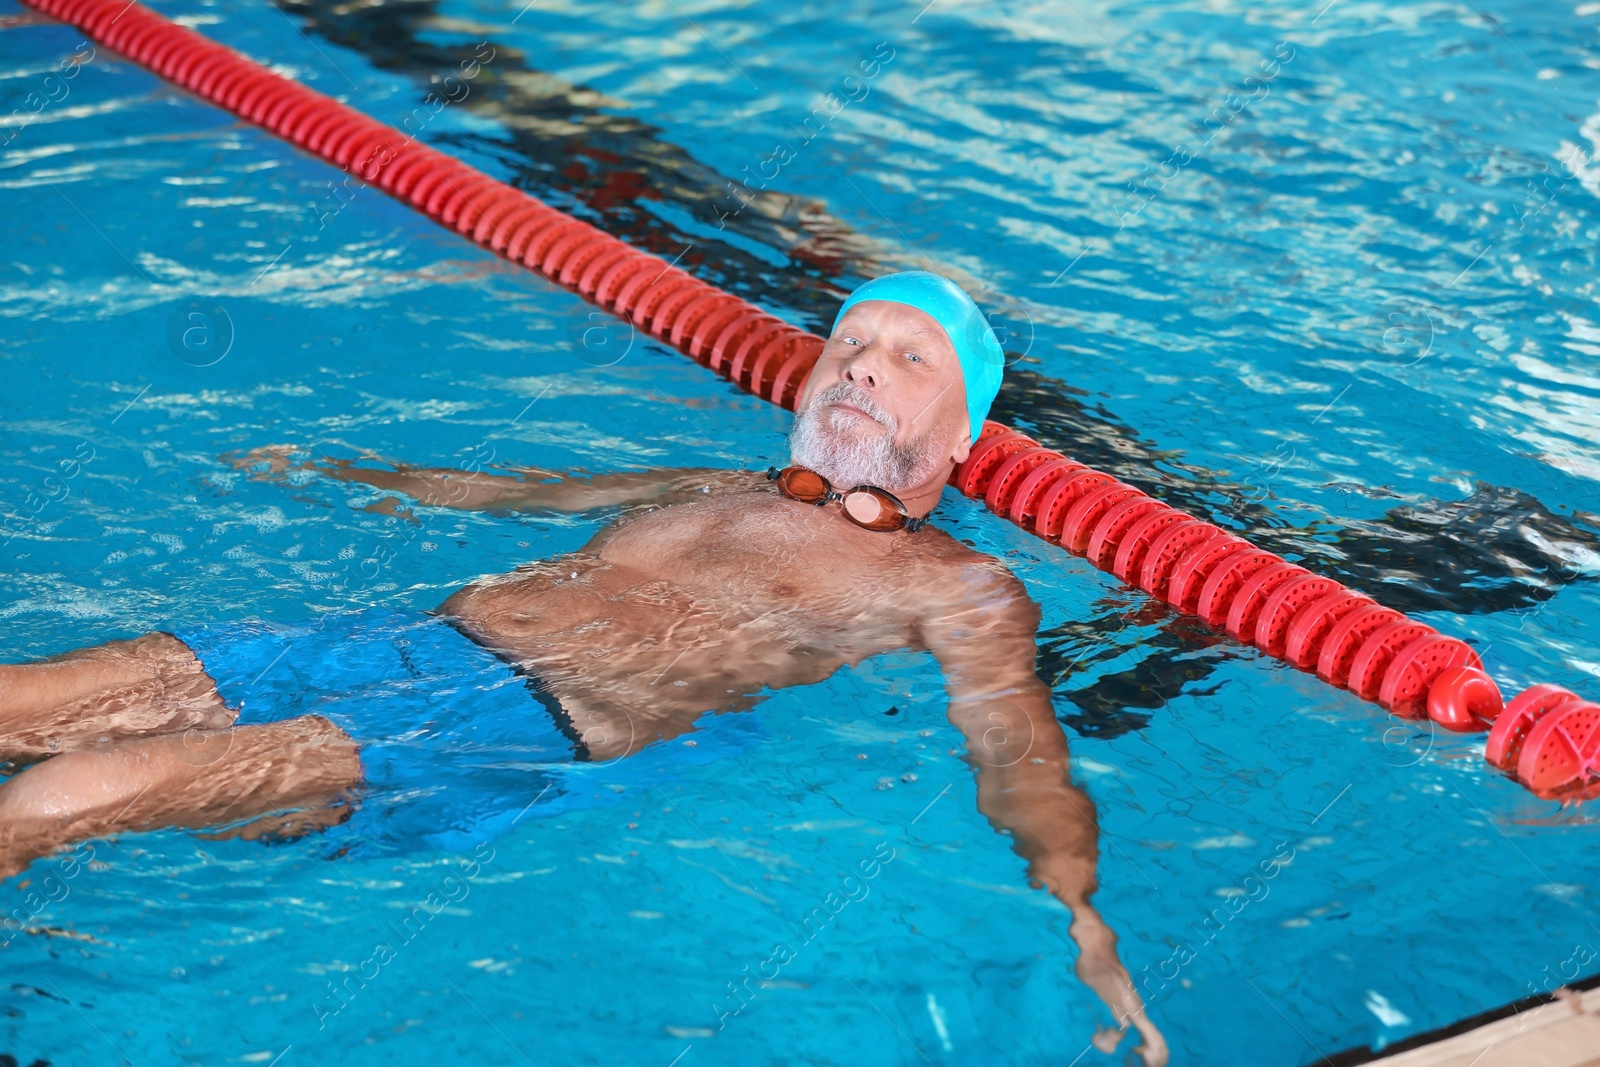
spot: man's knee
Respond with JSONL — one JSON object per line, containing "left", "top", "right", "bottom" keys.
{"left": 267, "top": 716, "right": 362, "bottom": 788}
{"left": 133, "top": 633, "right": 230, "bottom": 711}
{"left": 44, "top": 631, "right": 230, "bottom": 724}
{"left": 53, "top": 630, "right": 187, "bottom": 666}
{"left": 280, "top": 714, "right": 355, "bottom": 747}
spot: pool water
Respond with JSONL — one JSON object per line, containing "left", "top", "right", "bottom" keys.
{"left": 3, "top": 0, "right": 1600, "bottom": 1064}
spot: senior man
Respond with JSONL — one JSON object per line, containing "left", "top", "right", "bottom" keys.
{"left": 0, "top": 272, "right": 1166, "bottom": 1064}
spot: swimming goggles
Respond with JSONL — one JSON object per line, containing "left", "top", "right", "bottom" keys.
{"left": 766, "top": 466, "right": 926, "bottom": 533}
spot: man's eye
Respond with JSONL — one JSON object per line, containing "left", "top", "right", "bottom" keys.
{"left": 843, "top": 336, "right": 862, "bottom": 346}
{"left": 904, "top": 351, "right": 924, "bottom": 363}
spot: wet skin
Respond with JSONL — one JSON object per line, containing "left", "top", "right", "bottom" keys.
{"left": 0, "top": 300, "right": 1167, "bottom": 1065}
{"left": 440, "top": 477, "right": 963, "bottom": 761}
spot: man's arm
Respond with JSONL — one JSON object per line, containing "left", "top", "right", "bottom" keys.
{"left": 229, "top": 445, "right": 758, "bottom": 513}
{"left": 922, "top": 561, "right": 1167, "bottom": 1067}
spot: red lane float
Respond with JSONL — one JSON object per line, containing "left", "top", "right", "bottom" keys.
{"left": 952, "top": 422, "right": 1500, "bottom": 723}
{"left": 21, "top": 0, "right": 1598, "bottom": 798}
{"left": 1483, "top": 685, "right": 1600, "bottom": 798}
{"left": 21, "top": 0, "right": 823, "bottom": 411}
{"left": 957, "top": 420, "right": 1600, "bottom": 795}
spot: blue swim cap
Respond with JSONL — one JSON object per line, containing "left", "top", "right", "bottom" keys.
{"left": 832, "top": 271, "right": 1005, "bottom": 444}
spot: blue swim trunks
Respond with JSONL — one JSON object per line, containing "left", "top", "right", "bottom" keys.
{"left": 174, "top": 607, "right": 764, "bottom": 856}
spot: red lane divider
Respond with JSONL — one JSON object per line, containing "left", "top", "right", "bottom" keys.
{"left": 24, "top": 0, "right": 826, "bottom": 412}
{"left": 23, "top": 0, "right": 1599, "bottom": 798}
{"left": 952, "top": 423, "right": 1500, "bottom": 712}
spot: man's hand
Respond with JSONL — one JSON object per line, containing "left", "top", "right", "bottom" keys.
{"left": 229, "top": 443, "right": 314, "bottom": 479}
{"left": 1069, "top": 893, "right": 1170, "bottom": 1066}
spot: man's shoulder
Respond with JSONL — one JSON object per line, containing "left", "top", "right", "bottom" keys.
{"left": 901, "top": 534, "right": 1041, "bottom": 643}
{"left": 906, "top": 529, "right": 1028, "bottom": 599}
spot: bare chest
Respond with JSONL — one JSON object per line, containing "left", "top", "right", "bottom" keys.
{"left": 587, "top": 490, "right": 927, "bottom": 604}
{"left": 434, "top": 492, "right": 982, "bottom": 753}
{"left": 441, "top": 491, "right": 946, "bottom": 667}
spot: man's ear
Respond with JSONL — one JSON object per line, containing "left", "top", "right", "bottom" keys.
{"left": 949, "top": 428, "right": 973, "bottom": 467}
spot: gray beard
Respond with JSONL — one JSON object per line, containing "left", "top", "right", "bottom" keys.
{"left": 788, "top": 382, "right": 945, "bottom": 491}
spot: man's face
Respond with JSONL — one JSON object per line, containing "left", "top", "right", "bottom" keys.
{"left": 788, "top": 300, "right": 973, "bottom": 491}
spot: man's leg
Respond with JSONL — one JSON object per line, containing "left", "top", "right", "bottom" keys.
{"left": 0, "top": 715, "right": 361, "bottom": 877}
{"left": 0, "top": 632, "right": 233, "bottom": 758}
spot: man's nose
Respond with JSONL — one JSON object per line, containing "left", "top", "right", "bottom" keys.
{"left": 842, "top": 345, "right": 882, "bottom": 389}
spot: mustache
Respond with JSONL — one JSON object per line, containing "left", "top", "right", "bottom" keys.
{"left": 810, "top": 382, "right": 893, "bottom": 428}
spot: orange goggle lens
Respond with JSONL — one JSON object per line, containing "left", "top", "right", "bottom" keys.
{"left": 840, "top": 488, "right": 907, "bottom": 531}
{"left": 776, "top": 467, "right": 829, "bottom": 503}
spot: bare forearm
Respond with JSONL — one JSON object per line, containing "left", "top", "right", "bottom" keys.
{"left": 969, "top": 742, "right": 1100, "bottom": 903}
{"left": 973, "top": 751, "right": 1164, "bottom": 1062}
{"left": 321, "top": 463, "right": 569, "bottom": 510}
{"left": 231, "top": 445, "right": 739, "bottom": 513}
{"left": 338, "top": 464, "right": 743, "bottom": 512}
